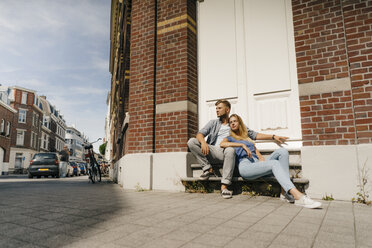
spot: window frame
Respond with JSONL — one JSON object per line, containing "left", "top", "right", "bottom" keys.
{"left": 18, "top": 109, "right": 27, "bottom": 123}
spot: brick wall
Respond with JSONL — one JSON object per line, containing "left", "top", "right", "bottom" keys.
{"left": 127, "top": 0, "right": 156, "bottom": 153}
{"left": 343, "top": 0, "right": 372, "bottom": 143}
{"left": 293, "top": 0, "right": 349, "bottom": 84}
{"left": 155, "top": 0, "right": 198, "bottom": 153}
{"left": 293, "top": 0, "right": 372, "bottom": 145}
{"left": 300, "top": 89, "right": 356, "bottom": 145}
{"left": 10, "top": 90, "right": 42, "bottom": 150}
{"left": 0, "top": 104, "right": 16, "bottom": 163}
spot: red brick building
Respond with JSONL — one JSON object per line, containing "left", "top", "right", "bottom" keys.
{"left": 0, "top": 96, "right": 17, "bottom": 175}
{"left": 108, "top": 0, "right": 372, "bottom": 199}
{"left": 8, "top": 86, "right": 43, "bottom": 173}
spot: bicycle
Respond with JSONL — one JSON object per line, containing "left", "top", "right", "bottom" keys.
{"left": 84, "top": 138, "right": 102, "bottom": 183}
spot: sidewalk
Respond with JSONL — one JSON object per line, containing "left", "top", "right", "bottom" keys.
{"left": 95, "top": 191, "right": 371, "bottom": 248}
{"left": 0, "top": 177, "right": 371, "bottom": 248}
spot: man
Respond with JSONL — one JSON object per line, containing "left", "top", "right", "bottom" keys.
{"left": 187, "top": 99, "right": 288, "bottom": 199}
{"left": 59, "top": 146, "right": 70, "bottom": 177}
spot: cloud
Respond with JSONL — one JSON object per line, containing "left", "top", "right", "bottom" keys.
{"left": 0, "top": 0, "right": 111, "bottom": 152}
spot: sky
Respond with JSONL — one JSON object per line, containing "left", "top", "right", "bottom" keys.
{"left": 0, "top": 0, "right": 112, "bottom": 152}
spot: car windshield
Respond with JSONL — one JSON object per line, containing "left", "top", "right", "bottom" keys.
{"left": 33, "top": 153, "right": 56, "bottom": 160}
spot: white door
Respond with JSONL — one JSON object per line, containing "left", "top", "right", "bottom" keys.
{"left": 198, "top": 0, "right": 302, "bottom": 149}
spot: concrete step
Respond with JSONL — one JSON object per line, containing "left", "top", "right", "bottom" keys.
{"left": 181, "top": 176, "right": 309, "bottom": 196}
{"left": 189, "top": 149, "right": 303, "bottom": 179}
{"left": 184, "top": 149, "right": 306, "bottom": 196}
{"left": 191, "top": 163, "right": 302, "bottom": 179}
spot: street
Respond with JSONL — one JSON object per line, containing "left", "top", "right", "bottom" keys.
{"left": 1, "top": 176, "right": 372, "bottom": 248}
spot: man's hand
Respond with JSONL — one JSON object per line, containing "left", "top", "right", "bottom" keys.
{"left": 201, "top": 142, "right": 209, "bottom": 156}
{"left": 274, "top": 135, "right": 289, "bottom": 144}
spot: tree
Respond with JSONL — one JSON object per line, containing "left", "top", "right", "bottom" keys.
{"left": 99, "top": 142, "right": 107, "bottom": 155}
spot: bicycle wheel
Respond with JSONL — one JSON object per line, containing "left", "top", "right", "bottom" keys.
{"left": 89, "top": 167, "right": 96, "bottom": 184}
{"left": 96, "top": 165, "right": 102, "bottom": 182}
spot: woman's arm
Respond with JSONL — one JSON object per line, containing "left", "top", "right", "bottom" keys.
{"left": 255, "top": 147, "right": 265, "bottom": 161}
{"left": 220, "top": 138, "right": 252, "bottom": 158}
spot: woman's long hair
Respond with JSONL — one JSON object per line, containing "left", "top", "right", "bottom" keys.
{"left": 229, "top": 114, "right": 255, "bottom": 144}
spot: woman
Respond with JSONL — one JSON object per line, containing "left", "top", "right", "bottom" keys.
{"left": 220, "top": 114, "right": 321, "bottom": 209}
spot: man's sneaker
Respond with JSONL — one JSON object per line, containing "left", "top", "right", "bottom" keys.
{"left": 295, "top": 195, "right": 322, "bottom": 209}
{"left": 221, "top": 189, "right": 233, "bottom": 199}
{"left": 280, "top": 192, "right": 295, "bottom": 204}
{"left": 199, "top": 170, "right": 212, "bottom": 180}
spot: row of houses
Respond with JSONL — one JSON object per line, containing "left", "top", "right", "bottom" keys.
{"left": 0, "top": 85, "right": 88, "bottom": 175}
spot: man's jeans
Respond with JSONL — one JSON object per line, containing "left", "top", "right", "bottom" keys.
{"left": 238, "top": 148, "right": 295, "bottom": 192}
{"left": 187, "top": 138, "right": 235, "bottom": 185}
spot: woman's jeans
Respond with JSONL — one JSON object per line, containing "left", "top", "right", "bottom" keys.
{"left": 238, "top": 148, "right": 295, "bottom": 193}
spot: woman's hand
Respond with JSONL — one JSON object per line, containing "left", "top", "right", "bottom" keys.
{"left": 258, "top": 156, "right": 265, "bottom": 162}
{"left": 242, "top": 145, "right": 252, "bottom": 158}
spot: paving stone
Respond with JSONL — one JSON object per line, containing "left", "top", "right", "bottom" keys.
{"left": 207, "top": 225, "right": 242, "bottom": 238}
{"left": 315, "top": 231, "right": 355, "bottom": 245}
{"left": 140, "top": 238, "right": 186, "bottom": 248}
{"left": 192, "top": 233, "right": 234, "bottom": 247}
{"left": 224, "top": 237, "right": 271, "bottom": 248}
{"left": 313, "top": 239, "right": 355, "bottom": 248}
{"left": 0, "top": 237, "right": 30, "bottom": 248}
{"left": 1, "top": 226, "right": 39, "bottom": 238}
{"left": 249, "top": 223, "right": 286, "bottom": 234}
{"left": 271, "top": 233, "right": 314, "bottom": 248}
{"left": 0, "top": 222, "right": 19, "bottom": 232}
{"left": 222, "top": 219, "right": 255, "bottom": 229}
{"left": 28, "top": 220, "right": 62, "bottom": 230}
{"left": 238, "top": 230, "right": 278, "bottom": 242}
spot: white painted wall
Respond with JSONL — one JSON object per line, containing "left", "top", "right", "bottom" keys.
{"left": 302, "top": 144, "right": 372, "bottom": 201}
{"left": 9, "top": 148, "right": 35, "bottom": 172}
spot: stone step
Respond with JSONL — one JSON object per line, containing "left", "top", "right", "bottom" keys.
{"left": 181, "top": 176, "right": 309, "bottom": 196}
{"left": 190, "top": 163, "right": 303, "bottom": 179}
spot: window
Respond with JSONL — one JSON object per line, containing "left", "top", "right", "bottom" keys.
{"left": 34, "top": 133, "right": 38, "bottom": 149}
{"left": 6, "top": 122, "right": 10, "bottom": 136}
{"left": 30, "top": 132, "right": 34, "bottom": 148}
{"left": 16, "top": 130, "right": 25, "bottom": 146}
{"left": 21, "top": 92, "right": 27, "bottom": 104}
{"left": 18, "top": 109, "right": 26, "bottom": 123}
{"left": 0, "top": 119, "right": 4, "bottom": 134}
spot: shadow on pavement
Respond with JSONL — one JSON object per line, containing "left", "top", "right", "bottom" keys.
{"left": 0, "top": 176, "right": 131, "bottom": 248}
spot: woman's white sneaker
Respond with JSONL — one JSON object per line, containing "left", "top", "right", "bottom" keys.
{"left": 295, "top": 195, "right": 322, "bottom": 209}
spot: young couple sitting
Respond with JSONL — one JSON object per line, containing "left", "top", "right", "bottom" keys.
{"left": 187, "top": 99, "right": 321, "bottom": 209}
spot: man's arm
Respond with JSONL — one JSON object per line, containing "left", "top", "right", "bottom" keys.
{"left": 196, "top": 132, "right": 209, "bottom": 155}
{"left": 195, "top": 120, "right": 216, "bottom": 155}
{"left": 256, "top": 133, "right": 288, "bottom": 144}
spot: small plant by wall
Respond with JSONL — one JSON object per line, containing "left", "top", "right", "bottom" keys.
{"left": 352, "top": 159, "right": 371, "bottom": 206}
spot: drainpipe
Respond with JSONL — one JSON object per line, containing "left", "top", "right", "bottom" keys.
{"left": 153, "top": 0, "right": 158, "bottom": 153}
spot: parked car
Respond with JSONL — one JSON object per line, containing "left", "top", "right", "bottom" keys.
{"left": 69, "top": 162, "right": 80, "bottom": 176}
{"left": 28, "top": 153, "right": 60, "bottom": 178}
{"left": 66, "top": 162, "right": 74, "bottom": 177}
{"left": 77, "top": 162, "right": 86, "bottom": 175}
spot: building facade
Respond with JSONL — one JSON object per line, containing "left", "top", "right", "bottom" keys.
{"left": 0, "top": 86, "right": 68, "bottom": 174}
{"left": 7, "top": 86, "right": 43, "bottom": 173}
{"left": 109, "top": 0, "right": 372, "bottom": 200}
{"left": 39, "top": 96, "right": 67, "bottom": 153}
{"left": 0, "top": 87, "right": 17, "bottom": 175}
{"left": 65, "top": 126, "right": 87, "bottom": 162}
